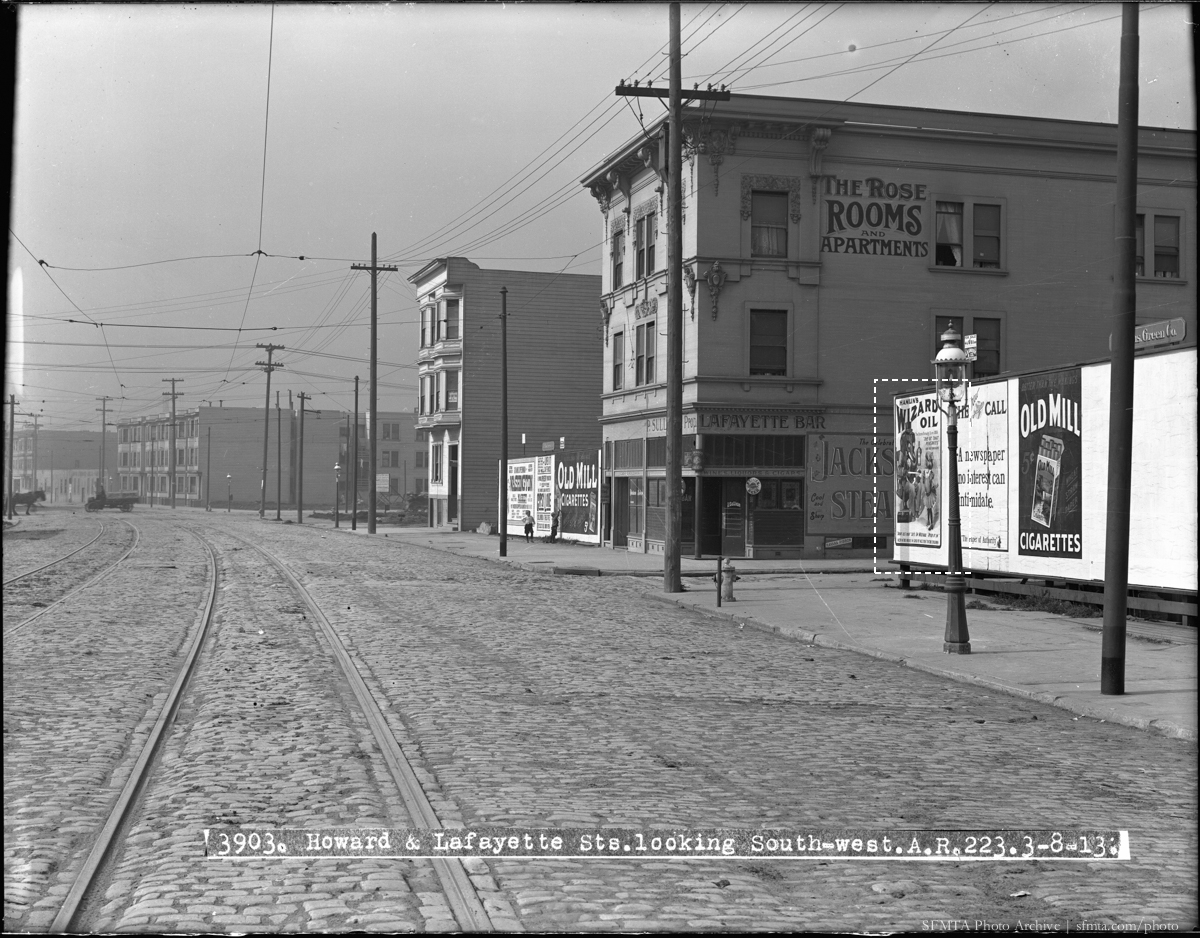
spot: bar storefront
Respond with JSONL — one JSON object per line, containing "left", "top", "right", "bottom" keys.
{"left": 602, "top": 407, "right": 893, "bottom": 559}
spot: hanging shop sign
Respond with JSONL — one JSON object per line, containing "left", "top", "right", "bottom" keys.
{"left": 807, "top": 433, "right": 895, "bottom": 536}
{"left": 745, "top": 477, "right": 762, "bottom": 495}
{"left": 956, "top": 382, "right": 1009, "bottom": 551}
{"left": 1018, "top": 368, "right": 1082, "bottom": 558}
{"left": 821, "top": 175, "right": 928, "bottom": 258}
{"left": 893, "top": 391, "right": 941, "bottom": 548}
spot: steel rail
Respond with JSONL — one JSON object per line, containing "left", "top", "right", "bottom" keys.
{"left": 3, "top": 518, "right": 107, "bottom": 588}
{"left": 50, "top": 527, "right": 220, "bottom": 934}
{"left": 224, "top": 530, "right": 496, "bottom": 933}
{"left": 3, "top": 520, "right": 141, "bottom": 637}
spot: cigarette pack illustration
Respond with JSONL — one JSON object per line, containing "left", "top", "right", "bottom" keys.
{"left": 1030, "top": 435, "right": 1063, "bottom": 528}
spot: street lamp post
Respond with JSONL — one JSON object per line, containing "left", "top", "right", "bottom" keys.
{"left": 934, "top": 326, "right": 970, "bottom": 654}
{"left": 334, "top": 462, "right": 341, "bottom": 528}
{"left": 226, "top": 474, "right": 232, "bottom": 513}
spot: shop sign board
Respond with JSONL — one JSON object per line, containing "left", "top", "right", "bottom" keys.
{"left": 957, "top": 382, "right": 1009, "bottom": 551}
{"left": 557, "top": 449, "right": 600, "bottom": 543}
{"left": 375, "top": 473, "right": 389, "bottom": 493}
{"left": 893, "top": 391, "right": 941, "bottom": 548}
{"left": 807, "top": 433, "right": 895, "bottom": 536}
{"left": 1108, "top": 317, "right": 1187, "bottom": 352}
{"left": 1017, "top": 368, "right": 1082, "bottom": 558}
{"left": 506, "top": 457, "right": 536, "bottom": 526}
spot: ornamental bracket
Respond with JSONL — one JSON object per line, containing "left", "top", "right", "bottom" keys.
{"left": 704, "top": 261, "right": 727, "bottom": 320}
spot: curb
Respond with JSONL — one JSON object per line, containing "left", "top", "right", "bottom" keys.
{"left": 639, "top": 591, "right": 1197, "bottom": 742}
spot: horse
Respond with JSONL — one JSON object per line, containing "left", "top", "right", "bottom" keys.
{"left": 8, "top": 489, "right": 46, "bottom": 515}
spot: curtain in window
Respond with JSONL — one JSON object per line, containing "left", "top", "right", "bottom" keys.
{"left": 935, "top": 202, "right": 963, "bottom": 266}
{"left": 751, "top": 227, "right": 786, "bottom": 257}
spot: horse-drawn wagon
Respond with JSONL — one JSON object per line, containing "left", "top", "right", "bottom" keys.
{"left": 85, "top": 491, "right": 136, "bottom": 512}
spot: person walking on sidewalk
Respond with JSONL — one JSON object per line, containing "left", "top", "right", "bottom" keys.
{"left": 522, "top": 510, "right": 535, "bottom": 543}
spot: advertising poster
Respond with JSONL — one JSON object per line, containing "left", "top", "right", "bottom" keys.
{"left": 957, "top": 382, "right": 1009, "bottom": 551}
{"left": 535, "top": 455, "right": 555, "bottom": 537}
{"left": 806, "top": 433, "right": 894, "bottom": 536}
{"left": 894, "top": 391, "right": 941, "bottom": 548}
{"left": 556, "top": 449, "right": 600, "bottom": 543}
{"left": 506, "top": 458, "right": 535, "bottom": 526}
{"left": 1018, "top": 368, "right": 1082, "bottom": 557}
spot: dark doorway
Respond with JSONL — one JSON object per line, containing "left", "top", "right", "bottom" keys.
{"left": 612, "top": 477, "right": 629, "bottom": 547}
{"left": 699, "top": 476, "right": 723, "bottom": 556}
{"left": 448, "top": 444, "right": 458, "bottom": 523}
{"left": 721, "top": 477, "right": 746, "bottom": 557}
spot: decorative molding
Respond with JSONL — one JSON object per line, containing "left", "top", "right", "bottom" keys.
{"left": 683, "top": 265, "right": 697, "bottom": 321}
{"left": 809, "top": 127, "right": 832, "bottom": 204}
{"left": 703, "top": 261, "right": 727, "bottom": 320}
{"left": 632, "top": 199, "right": 657, "bottom": 221}
{"left": 740, "top": 174, "right": 805, "bottom": 223}
{"left": 589, "top": 182, "right": 611, "bottom": 217}
{"left": 681, "top": 121, "right": 740, "bottom": 195}
{"left": 608, "top": 169, "right": 632, "bottom": 217}
{"left": 610, "top": 213, "right": 626, "bottom": 235}
{"left": 601, "top": 298, "right": 612, "bottom": 346}
{"left": 635, "top": 296, "right": 658, "bottom": 321}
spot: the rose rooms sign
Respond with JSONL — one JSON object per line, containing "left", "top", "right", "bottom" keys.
{"left": 821, "top": 176, "right": 928, "bottom": 257}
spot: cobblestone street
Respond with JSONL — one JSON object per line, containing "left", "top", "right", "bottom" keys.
{"left": 3, "top": 512, "right": 1197, "bottom": 932}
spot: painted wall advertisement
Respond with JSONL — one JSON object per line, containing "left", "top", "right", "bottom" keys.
{"left": 506, "top": 458, "right": 535, "bottom": 526}
{"left": 1018, "top": 368, "right": 1082, "bottom": 558}
{"left": 535, "top": 455, "right": 554, "bottom": 537}
{"left": 557, "top": 449, "right": 601, "bottom": 544}
{"left": 894, "top": 391, "right": 941, "bottom": 547}
{"left": 957, "top": 381, "right": 1009, "bottom": 551}
{"left": 806, "top": 433, "right": 894, "bottom": 536}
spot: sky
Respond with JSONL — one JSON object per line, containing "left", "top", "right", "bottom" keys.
{"left": 6, "top": 2, "right": 1195, "bottom": 435}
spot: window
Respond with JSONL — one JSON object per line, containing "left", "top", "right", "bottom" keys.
{"left": 635, "top": 321, "right": 655, "bottom": 386}
{"left": 420, "top": 306, "right": 434, "bottom": 346}
{"left": 431, "top": 443, "right": 443, "bottom": 483}
{"left": 973, "top": 204, "right": 1001, "bottom": 268}
{"left": 751, "top": 191, "right": 788, "bottom": 257}
{"left": 635, "top": 212, "right": 656, "bottom": 279}
{"left": 445, "top": 370, "right": 459, "bottom": 411}
{"left": 612, "top": 332, "right": 624, "bottom": 391}
{"left": 628, "top": 476, "right": 644, "bottom": 536}
{"left": 935, "top": 202, "right": 963, "bottom": 266}
{"left": 646, "top": 436, "right": 666, "bottom": 469}
{"left": 1153, "top": 215, "right": 1180, "bottom": 278}
{"left": 389, "top": 476, "right": 399, "bottom": 494}
{"left": 416, "top": 451, "right": 425, "bottom": 469}
{"left": 933, "top": 313, "right": 1004, "bottom": 379}
{"left": 611, "top": 229, "right": 624, "bottom": 289}
{"left": 749, "top": 309, "right": 788, "bottom": 376}
{"left": 443, "top": 299, "right": 460, "bottom": 339}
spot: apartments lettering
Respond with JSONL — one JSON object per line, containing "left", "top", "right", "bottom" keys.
{"left": 822, "top": 175, "right": 928, "bottom": 258}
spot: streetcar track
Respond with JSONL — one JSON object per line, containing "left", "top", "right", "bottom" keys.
{"left": 2, "top": 519, "right": 107, "bottom": 588}
{"left": 218, "top": 527, "right": 497, "bottom": 934}
{"left": 48, "top": 527, "right": 221, "bottom": 934}
{"left": 3, "top": 520, "right": 142, "bottom": 637}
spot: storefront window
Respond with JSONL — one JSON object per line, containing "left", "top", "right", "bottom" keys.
{"left": 628, "top": 477, "right": 644, "bottom": 535}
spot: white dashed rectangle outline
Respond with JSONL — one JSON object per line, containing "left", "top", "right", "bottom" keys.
{"left": 873, "top": 378, "right": 970, "bottom": 577}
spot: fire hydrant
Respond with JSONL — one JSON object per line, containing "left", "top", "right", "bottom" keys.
{"left": 720, "top": 558, "right": 738, "bottom": 603}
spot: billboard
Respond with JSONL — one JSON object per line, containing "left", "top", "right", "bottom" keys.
{"left": 556, "top": 450, "right": 601, "bottom": 544}
{"left": 891, "top": 348, "right": 1195, "bottom": 592}
{"left": 506, "top": 458, "right": 535, "bottom": 526}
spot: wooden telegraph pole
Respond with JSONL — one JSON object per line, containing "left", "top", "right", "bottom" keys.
{"left": 95, "top": 396, "right": 112, "bottom": 493}
{"left": 616, "top": 4, "right": 729, "bottom": 592}
{"left": 162, "top": 379, "right": 183, "bottom": 508}
{"left": 255, "top": 344, "right": 285, "bottom": 518}
{"left": 6, "top": 395, "right": 16, "bottom": 519}
{"left": 1102, "top": 3, "right": 1139, "bottom": 695}
{"left": 296, "top": 392, "right": 314, "bottom": 523}
{"left": 352, "top": 234, "right": 398, "bottom": 534}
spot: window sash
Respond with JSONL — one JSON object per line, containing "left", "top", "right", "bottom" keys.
{"left": 446, "top": 371, "right": 459, "bottom": 410}
{"left": 612, "top": 332, "right": 624, "bottom": 390}
{"left": 751, "top": 192, "right": 788, "bottom": 258}
{"left": 1135, "top": 215, "right": 1145, "bottom": 276}
{"left": 972, "top": 317, "right": 1002, "bottom": 377}
{"left": 635, "top": 322, "right": 655, "bottom": 386}
{"left": 443, "top": 299, "right": 460, "bottom": 339}
{"left": 749, "top": 310, "right": 788, "bottom": 376}
{"left": 1154, "top": 216, "right": 1180, "bottom": 277}
{"left": 612, "top": 231, "right": 624, "bottom": 289}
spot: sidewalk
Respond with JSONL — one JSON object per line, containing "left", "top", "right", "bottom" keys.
{"left": 341, "top": 524, "right": 1198, "bottom": 741}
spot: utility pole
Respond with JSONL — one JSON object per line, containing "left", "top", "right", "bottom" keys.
{"left": 206, "top": 426, "right": 212, "bottom": 511}
{"left": 1102, "top": 2, "right": 1139, "bottom": 696}
{"left": 352, "top": 376, "right": 359, "bottom": 530}
{"left": 162, "top": 378, "right": 184, "bottom": 508}
{"left": 616, "top": 6, "right": 729, "bottom": 592}
{"left": 95, "top": 396, "right": 112, "bottom": 493}
{"left": 499, "top": 286, "right": 509, "bottom": 557}
{"left": 255, "top": 344, "right": 285, "bottom": 518}
{"left": 6, "top": 395, "right": 16, "bottom": 519}
{"left": 276, "top": 390, "right": 282, "bottom": 520}
{"left": 296, "top": 392, "right": 316, "bottom": 523}
{"left": 352, "top": 233, "right": 398, "bottom": 534}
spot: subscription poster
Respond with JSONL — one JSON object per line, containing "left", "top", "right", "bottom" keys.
{"left": 1018, "top": 368, "right": 1082, "bottom": 558}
